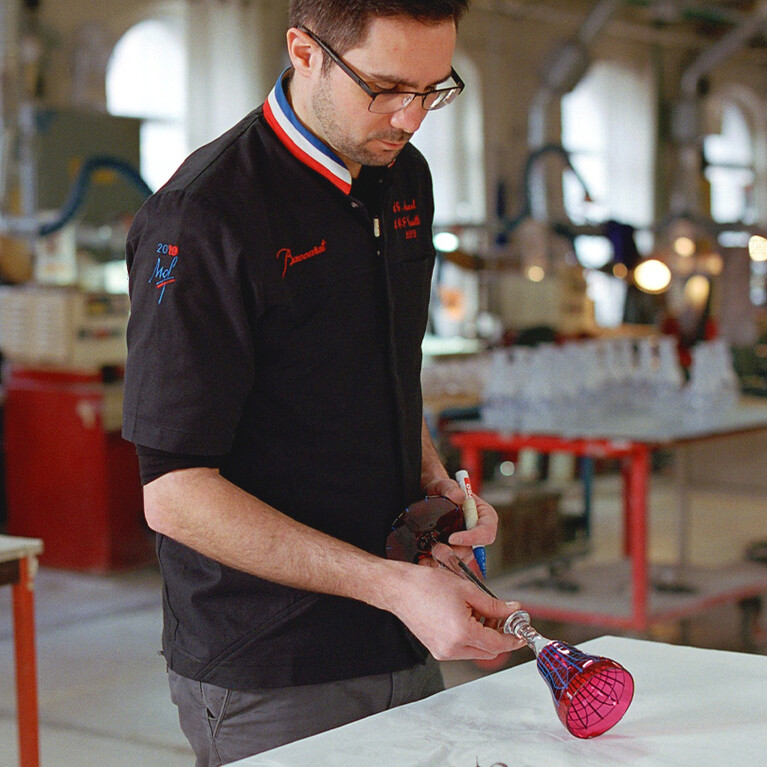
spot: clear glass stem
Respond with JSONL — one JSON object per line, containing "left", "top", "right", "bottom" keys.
{"left": 502, "top": 610, "right": 551, "bottom": 656}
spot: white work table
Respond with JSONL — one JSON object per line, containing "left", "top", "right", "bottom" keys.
{"left": 227, "top": 636, "right": 767, "bottom": 767}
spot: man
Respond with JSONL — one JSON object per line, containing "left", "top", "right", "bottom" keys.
{"left": 123, "top": 1, "right": 524, "bottom": 764}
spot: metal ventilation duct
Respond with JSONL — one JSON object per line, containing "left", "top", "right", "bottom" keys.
{"left": 672, "top": 0, "right": 767, "bottom": 216}
{"left": 0, "top": 0, "right": 22, "bottom": 211}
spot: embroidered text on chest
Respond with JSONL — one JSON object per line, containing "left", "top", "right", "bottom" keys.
{"left": 277, "top": 239, "right": 327, "bottom": 278}
{"left": 392, "top": 199, "right": 421, "bottom": 240}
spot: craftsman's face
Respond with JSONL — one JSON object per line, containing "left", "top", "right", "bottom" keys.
{"left": 308, "top": 16, "right": 457, "bottom": 176}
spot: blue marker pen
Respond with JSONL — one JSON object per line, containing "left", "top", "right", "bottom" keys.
{"left": 455, "top": 470, "right": 487, "bottom": 578}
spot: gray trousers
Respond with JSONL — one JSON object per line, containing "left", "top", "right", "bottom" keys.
{"left": 169, "top": 658, "right": 444, "bottom": 766}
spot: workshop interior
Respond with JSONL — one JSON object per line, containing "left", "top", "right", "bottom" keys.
{"left": 2, "top": 0, "right": 767, "bottom": 765}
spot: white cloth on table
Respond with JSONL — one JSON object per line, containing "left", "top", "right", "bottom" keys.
{"left": 225, "top": 636, "right": 767, "bottom": 767}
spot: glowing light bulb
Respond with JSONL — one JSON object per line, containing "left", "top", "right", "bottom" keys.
{"left": 673, "top": 236, "right": 695, "bottom": 257}
{"left": 748, "top": 235, "right": 767, "bottom": 262}
{"left": 683, "top": 274, "right": 710, "bottom": 309}
{"left": 634, "top": 259, "right": 671, "bottom": 294}
{"left": 704, "top": 253, "right": 723, "bottom": 275}
{"left": 433, "top": 232, "right": 460, "bottom": 253}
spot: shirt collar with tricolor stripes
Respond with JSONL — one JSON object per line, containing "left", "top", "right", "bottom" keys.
{"left": 263, "top": 69, "right": 353, "bottom": 195}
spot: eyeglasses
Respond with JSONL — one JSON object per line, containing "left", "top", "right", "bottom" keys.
{"left": 386, "top": 495, "right": 464, "bottom": 564}
{"left": 298, "top": 26, "right": 465, "bottom": 115}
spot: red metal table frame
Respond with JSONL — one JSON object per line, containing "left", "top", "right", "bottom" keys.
{"left": 449, "top": 427, "right": 767, "bottom": 633}
{"left": 1, "top": 535, "right": 43, "bottom": 767}
{"left": 450, "top": 430, "right": 651, "bottom": 629}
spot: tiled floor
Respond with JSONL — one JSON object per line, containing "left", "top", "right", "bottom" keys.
{"left": 1, "top": 470, "right": 766, "bottom": 766}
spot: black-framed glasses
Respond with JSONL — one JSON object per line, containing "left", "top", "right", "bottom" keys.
{"left": 298, "top": 26, "right": 465, "bottom": 115}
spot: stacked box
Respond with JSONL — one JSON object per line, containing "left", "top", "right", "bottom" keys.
{"left": 485, "top": 489, "right": 563, "bottom": 576}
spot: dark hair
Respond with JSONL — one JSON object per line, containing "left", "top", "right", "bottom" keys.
{"left": 289, "top": 0, "right": 470, "bottom": 55}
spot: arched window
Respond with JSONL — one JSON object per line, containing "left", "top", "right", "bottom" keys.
{"left": 561, "top": 60, "right": 656, "bottom": 326}
{"left": 412, "top": 53, "right": 485, "bottom": 339}
{"left": 704, "top": 99, "right": 755, "bottom": 225}
{"left": 411, "top": 52, "right": 485, "bottom": 226}
{"left": 704, "top": 93, "right": 766, "bottom": 310}
{"left": 106, "top": 16, "right": 187, "bottom": 191}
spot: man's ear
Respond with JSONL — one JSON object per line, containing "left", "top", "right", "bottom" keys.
{"left": 286, "top": 27, "right": 321, "bottom": 80}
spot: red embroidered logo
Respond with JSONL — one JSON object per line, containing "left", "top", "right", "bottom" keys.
{"left": 392, "top": 198, "right": 421, "bottom": 240}
{"left": 277, "top": 239, "right": 327, "bottom": 278}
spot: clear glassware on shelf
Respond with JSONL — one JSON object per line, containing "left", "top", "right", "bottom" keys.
{"left": 518, "top": 344, "right": 560, "bottom": 433}
{"left": 709, "top": 338, "right": 740, "bottom": 410}
{"left": 650, "top": 335, "right": 686, "bottom": 420}
{"left": 633, "top": 336, "right": 657, "bottom": 393}
{"left": 481, "top": 348, "right": 521, "bottom": 432}
{"left": 684, "top": 339, "right": 739, "bottom": 417}
{"left": 599, "top": 336, "right": 636, "bottom": 414}
{"left": 557, "top": 342, "right": 592, "bottom": 433}
{"left": 576, "top": 339, "right": 610, "bottom": 427}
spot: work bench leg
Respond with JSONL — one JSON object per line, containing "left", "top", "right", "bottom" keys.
{"left": 625, "top": 447, "right": 650, "bottom": 630}
{"left": 12, "top": 556, "right": 40, "bottom": 767}
{"left": 621, "top": 459, "right": 631, "bottom": 557}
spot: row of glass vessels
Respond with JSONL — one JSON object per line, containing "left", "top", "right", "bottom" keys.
{"left": 481, "top": 336, "right": 740, "bottom": 434}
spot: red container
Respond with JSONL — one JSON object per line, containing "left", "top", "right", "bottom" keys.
{"left": 4, "top": 366, "right": 154, "bottom": 571}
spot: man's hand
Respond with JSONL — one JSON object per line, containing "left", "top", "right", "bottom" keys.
{"left": 384, "top": 560, "right": 525, "bottom": 661}
{"left": 422, "top": 476, "right": 497, "bottom": 573}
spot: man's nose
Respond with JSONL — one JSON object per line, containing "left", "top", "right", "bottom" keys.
{"left": 389, "top": 98, "right": 429, "bottom": 134}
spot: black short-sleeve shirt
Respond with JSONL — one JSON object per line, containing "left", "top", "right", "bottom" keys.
{"left": 122, "top": 73, "right": 437, "bottom": 688}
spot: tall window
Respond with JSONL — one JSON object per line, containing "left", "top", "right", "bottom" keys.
{"left": 412, "top": 53, "right": 485, "bottom": 339}
{"left": 704, "top": 100, "right": 755, "bottom": 225}
{"left": 704, "top": 97, "right": 764, "bottom": 306}
{"left": 106, "top": 16, "right": 187, "bottom": 191}
{"left": 561, "top": 60, "right": 656, "bottom": 326}
{"left": 411, "top": 52, "right": 485, "bottom": 226}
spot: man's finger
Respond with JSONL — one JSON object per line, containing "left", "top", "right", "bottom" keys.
{"left": 447, "top": 528, "right": 494, "bottom": 547}
{"left": 467, "top": 623, "right": 527, "bottom": 656}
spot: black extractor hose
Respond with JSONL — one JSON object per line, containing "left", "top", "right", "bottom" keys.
{"left": 39, "top": 154, "right": 153, "bottom": 237}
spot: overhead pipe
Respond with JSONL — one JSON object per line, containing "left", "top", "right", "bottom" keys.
{"left": 0, "top": 0, "right": 22, "bottom": 212}
{"left": 0, "top": 0, "right": 40, "bottom": 240}
{"left": 679, "top": 1, "right": 767, "bottom": 100}
{"left": 502, "top": 143, "right": 592, "bottom": 236}
{"left": 527, "top": 0, "right": 626, "bottom": 222}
